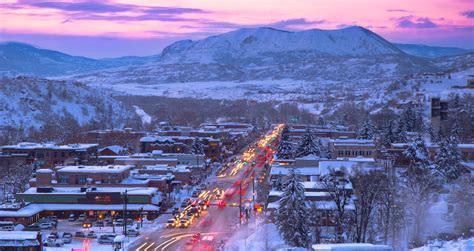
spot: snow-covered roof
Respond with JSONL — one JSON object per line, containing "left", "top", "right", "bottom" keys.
{"left": 0, "top": 231, "right": 37, "bottom": 241}
{"left": 1, "top": 142, "right": 98, "bottom": 150}
{"left": 270, "top": 166, "right": 319, "bottom": 176}
{"left": 269, "top": 190, "right": 329, "bottom": 197}
{"left": 336, "top": 156, "right": 376, "bottom": 162}
{"left": 57, "top": 165, "right": 132, "bottom": 173}
{"left": 143, "top": 164, "right": 191, "bottom": 173}
{"left": 332, "top": 139, "right": 375, "bottom": 147}
{"left": 99, "top": 145, "right": 125, "bottom": 154}
{"left": 312, "top": 243, "right": 391, "bottom": 250}
{"left": 319, "top": 161, "right": 356, "bottom": 176}
{"left": 21, "top": 186, "right": 157, "bottom": 195}
{"left": 296, "top": 154, "right": 327, "bottom": 160}
{"left": 36, "top": 169, "right": 53, "bottom": 174}
{"left": 0, "top": 203, "right": 160, "bottom": 217}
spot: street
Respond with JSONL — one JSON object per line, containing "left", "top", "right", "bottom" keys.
{"left": 129, "top": 125, "right": 283, "bottom": 251}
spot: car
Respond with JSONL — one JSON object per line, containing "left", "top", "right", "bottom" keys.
{"left": 184, "top": 239, "right": 195, "bottom": 250}
{"left": 126, "top": 218, "right": 134, "bottom": 226}
{"left": 44, "top": 238, "right": 64, "bottom": 247}
{"left": 62, "top": 232, "right": 73, "bottom": 243}
{"left": 95, "top": 221, "right": 104, "bottom": 227}
{"left": 46, "top": 215, "right": 58, "bottom": 221}
{"left": 172, "top": 207, "right": 181, "bottom": 214}
{"left": 180, "top": 219, "right": 190, "bottom": 228}
{"left": 39, "top": 222, "right": 54, "bottom": 229}
{"left": 114, "top": 219, "right": 124, "bottom": 226}
{"left": 74, "top": 231, "right": 86, "bottom": 238}
{"left": 217, "top": 200, "right": 227, "bottom": 208}
{"left": 22, "top": 225, "right": 41, "bottom": 231}
{"left": 192, "top": 233, "right": 202, "bottom": 242}
{"left": 105, "top": 220, "right": 114, "bottom": 227}
{"left": 68, "top": 214, "right": 76, "bottom": 221}
{"left": 48, "top": 232, "right": 59, "bottom": 239}
{"left": 78, "top": 214, "right": 87, "bottom": 221}
{"left": 98, "top": 234, "right": 116, "bottom": 244}
{"left": 126, "top": 229, "right": 140, "bottom": 237}
{"left": 166, "top": 219, "right": 177, "bottom": 228}
{"left": 86, "top": 231, "right": 97, "bottom": 239}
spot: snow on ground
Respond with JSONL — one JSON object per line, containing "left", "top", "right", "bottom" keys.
{"left": 423, "top": 194, "right": 454, "bottom": 238}
{"left": 133, "top": 105, "right": 152, "bottom": 124}
{"left": 225, "top": 222, "right": 290, "bottom": 251}
{"left": 412, "top": 237, "right": 474, "bottom": 251}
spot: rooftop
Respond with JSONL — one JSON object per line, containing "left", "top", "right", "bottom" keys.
{"left": 1, "top": 142, "right": 98, "bottom": 150}
{"left": 57, "top": 165, "right": 132, "bottom": 173}
{"left": 21, "top": 186, "right": 157, "bottom": 195}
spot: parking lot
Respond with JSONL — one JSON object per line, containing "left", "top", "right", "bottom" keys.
{"left": 31, "top": 216, "right": 158, "bottom": 250}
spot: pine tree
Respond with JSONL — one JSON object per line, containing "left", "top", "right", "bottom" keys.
{"left": 394, "top": 121, "right": 408, "bottom": 143}
{"left": 402, "top": 134, "right": 441, "bottom": 245}
{"left": 273, "top": 173, "right": 285, "bottom": 191}
{"left": 435, "top": 135, "right": 463, "bottom": 181}
{"left": 191, "top": 137, "right": 204, "bottom": 155}
{"left": 358, "top": 120, "right": 375, "bottom": 140}
{"left": 276, "top": 168, "right": 311, "bottom": 247}
{"left": 381, "top": 122, "right": 396, "bottom": 147}
{"left": 295, "top": 129, "right": 320, "bottom": 158}
{"left": 277, "top": 131, "right": 294, "bottom": 159}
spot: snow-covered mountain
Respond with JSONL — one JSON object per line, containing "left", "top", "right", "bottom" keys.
{"left": 161, "top": 26, "right": 405, "bottom": 63}
{"left": 0, "top": 76, "right": 138, "bottom": 129}
{"left": 72, "top": 26, "right": 436, "bottom": 85}
{"left": 0, "top": 42, "right": 158, "bottom": 77}
{"left": 395, "top": 43, "right": 472, "bottom": 59}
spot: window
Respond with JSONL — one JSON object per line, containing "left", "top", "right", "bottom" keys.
{"left": 53, "top": 152, "right": 58, "bottom": 158}
{"left": 58, "top": 175, "right": 69, "bottom": 184}
{"left": 61, "top": 152, "right": 65, "bottom": 158}
{"left": 78, "top": 175, "right": 87, "bottom": 184}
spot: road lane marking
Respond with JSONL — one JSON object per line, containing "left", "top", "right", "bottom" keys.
{"left": 136, "top": 242, "right": 148, "bottom": 251}
{"left": 143, "top": 242, "right": 155, "bottom": 251}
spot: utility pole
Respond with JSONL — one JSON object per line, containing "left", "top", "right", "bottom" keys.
{"left": 123, "top": 189, "right": 127, "bottom": 237}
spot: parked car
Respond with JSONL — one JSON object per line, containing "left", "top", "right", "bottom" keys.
{"left": 62, "top": 232, "right": 73, "bottom": 243}
{"left": 46, "top": 216, "right": 58, "bottom": 221}
{"left": 74, "top": 231, "right": 86, "bottom": 238}
{"left": 68, "top": 214, "right": 76, "bottom": 221}
{"left": 86, "top": 231, "right": 97, "bottom": 239}
{"left": 44, "top": 238, "right": 64, "bottom": 247}
{"left": 105, "top": 221, "right": 114, "bottom": 227}
{"left": 48, "top": 232, "right": 59, "bottom": 239}
{"left": 114, "top": 219, "right": 124, "bottom": 227}
{"left": 126, "top": 219, "right": 134, "bottom": 226}
{"left": 126, "top": 229, "right": 140, "bottom": 237}
{"left": 98, "top": 234, "right": 115, "bottom": 244}
{"left": 40, "top": 223, "right": 54, "bottom": 229}
{"left": 95, "top": 221, "right": 104, "bottom": 227}
{"left": 78, "top": 214, "right": 87, "bottom": 221}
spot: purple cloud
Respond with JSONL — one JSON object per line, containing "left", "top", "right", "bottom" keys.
{"left": 269, "top": 18, "right": 326, "bottom": 29}
{"left": 460, "top": 10, "right": 474, "bottom": 18}
{"left": 5, "top": 0, "right": 206, "bottom": 22}
{"left": 397, "top": 16, "right": 438, "bottom": 28}
{"left": 387, "top": 9, "right": 410, "bottom": 13}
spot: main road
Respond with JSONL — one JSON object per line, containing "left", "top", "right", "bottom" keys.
{"left": 129, "top": 124, "right": 283, "bottom": 251}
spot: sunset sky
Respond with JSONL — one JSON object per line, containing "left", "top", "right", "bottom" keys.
{"left": 1, "top": 0, "right": 473, "bottom": 58}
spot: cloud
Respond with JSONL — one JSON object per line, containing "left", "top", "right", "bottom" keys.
{"left": 387, "top": 9, "right": 410, "bottom": 13}
{"left": 396, "top": 16, "right": 438, "bottom": 28}
{"left": 4, "top": 0, "right": 207, "bottom": 22}
{"left": 269, "top": 18, "right": 326, "bottom": 29}
{"left": 460, "top": 10, "right": 474, "bottom": 18}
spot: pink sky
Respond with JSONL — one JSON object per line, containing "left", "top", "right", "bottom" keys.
{"left": 0, "top": 0, "right": 473, "bottom": 57}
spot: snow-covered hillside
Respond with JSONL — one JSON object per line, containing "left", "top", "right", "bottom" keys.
{"left": 0, "top": 76, "right": 138, "bottom": 129}
{"left": 0, "top": 42, "right": 158, "bottom": 77}
{"left": 395, "top": 43, "right": 472, "bottom": 59}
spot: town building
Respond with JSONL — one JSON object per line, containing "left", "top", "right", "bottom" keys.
{"left": 0, "top": 231, "right": 42, "bottom": 251}
{"left": 331, "top": 139, "right": 377, "bottom": 159}
{"left": 0, "top": 142, "right": 99, "bottom": 169}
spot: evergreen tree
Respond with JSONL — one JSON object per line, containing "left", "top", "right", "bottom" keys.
{"left": 402, "top": 134, "right": 441, "bottom": 245}
{"left": 381, "top": 122, "right": 396, "bottom": 147}
{"left": 435, "top": 135, "right": 463, "bottom": 181}
{"left": 276, "top": 168, "right": 311, "bottom": 247}
{"left": 191, "top": 137, "right": 204, "bottom": 155}
{"left": 295, "top": 129, "right": 320, "bottom": 158}
{"left": 394, "top": 121, "right": 408, "bottom": 143}
{"left": 273, "top": 173, "right": 285, "bottom": 191}
{"left": 358, "top": 120, "right": 375, "bottom": 140}
{"left": 277, "top": 130, "right": 294, "bottom": 159}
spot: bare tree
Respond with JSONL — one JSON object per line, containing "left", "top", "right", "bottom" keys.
{"left": 2, "top": 162, "right": 34, "bottom": 201}
{"left": 321, "top": 168, "right": 352, "bottom": 243}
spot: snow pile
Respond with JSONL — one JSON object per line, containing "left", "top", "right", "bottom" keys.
{"left": 412, "top": 237, "right": 474, "bottom": 251}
